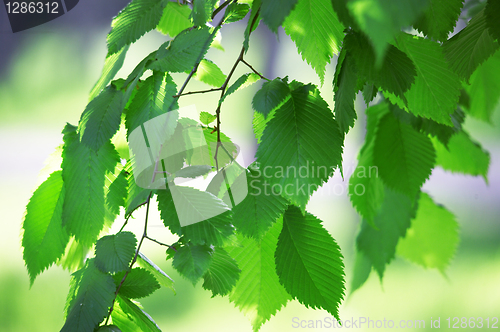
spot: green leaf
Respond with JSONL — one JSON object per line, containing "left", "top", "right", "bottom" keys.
{"left": 348, "top": 102, "right": 389, "bottom": 225}
{"left": 202, "top": 247, "right": 240, "bottom": 297}
{"left": 157, "top": 2, "right": 192, "bottom": 37}
{"left": 107, "top": 0, "right": 168, "bottom": 55}
{"left": 345, "top": 32, "right": 416, "bottom": 102}
{"left": 396, "top": 33, "right": 461, "bottom": 126}
{"left": 173, "top": 165, "right": 213, "bottom": 179}
{"left": 413, "top": 0, "right": 464, "bottom": 41}
{"left": 330, "top": 0, "right": 357, "bottom": 28}
{"left": 22, "top": 170, "right": 68, "bottom": 285}
{"left": 243, "top": 0, "right": 262, "bottom": 52}
{"left": 220, "top": 73, "right": 261, "bottom": 104}
{"left": 124, "top": 162, "right": 152, "bottom": 217}
{"left": 397, "top": 193, "right": 459, "bottom": 273}
{"left": 373, "top": 109, "right": 436, "bottom": 198}
{"left": 95, "top": 232, "right": 137, "bottom": 274}
{"left": 137, "top": 252, "right": 175, "bottom": 293}
{"left": 125, "top": 71, "right": 178, "bottom": 138}
{"left": 114, "top": 268, "right": 160, "bottom": 299}
{"left": 350, "top": 250, "right": 372, "bottom": 294}
{"left": 466, "top": 49, "right": 500, "bottom": 123}
{"left": 172, "top": 243, "right": 213, "bottom": 285}
{"left": 283, "top": 0, "right": 344, "bottom": 83}
{"left": 255, "top": 83, "right": 343, "bottom": 209}
{"left": 61, "top": 259, "right": 116, "bottom": 332}
{"left": 149, "top": 27, "right": 214, "bottom": 73}
{"left": 486, "top": 0, "right": 500, "bottom": 41}
{"left": 90, "top": 46, "right": 129, "bottom": 101}
{"left": 432, "top": 131, "right": 490, "bottom": 182}
{"left": 111, "top": 296, "right": 161, "bottom": 332}
{"left": 275, "top": 205, "right": 345, "bottom": 320}
{"left": 78, "top": 85, "right": 125, "bottom": 151}
{"left": 231, "top": 165, "right": 288, "bottom": 241}
{"left": 95, "top": 325, "right": 122, "bottom": 332}
{"left": 157, "top": 186, "right": 234, "bottom": 246}
{"left": 349, "top": 145, "right": 385, "bottom": 226}
{"left": 193, "top": 59, "right": 226, "bottom": 87}
{"left": 192, "top": 0, "right": 217, "bottom": 26}
{"left": 200, "top": 111, "right": 217, "bottom": 125}
{"left": 260, "top": 0, "right": 298, "bottom": 32}
{"left": 228, "top": 217, "right": 291, "bottom": 331}
{"left": 225, "top": 3, "right": 250, "bottom": 23}
{"left": 356, "top": 187, "right": 416, "bottom": 278}
{"left": 252, "top": 78, "right": 290, "bottom": 118}
{"left": 62, "top": 124, "right": 120, "bottom": 247}
{"left": 333, "top": 49, "right": 358, "bottom": 134}
{"left": 443, "top": 8, "right": 500, "bottom": 82}
{"left": 347, "top": 0, "right": 428, "bottom": 64}
{"left": 107, "top": 167, "right": 128, "bottom": 217}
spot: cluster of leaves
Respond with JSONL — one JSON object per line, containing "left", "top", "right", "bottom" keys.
{"left": 21, "top": 0, "right": 499, "bottom": 331}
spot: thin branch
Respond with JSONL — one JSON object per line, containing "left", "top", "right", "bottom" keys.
{"left": 145, "top": 235, "right": 177, "bottom": 250}
{"left": 105, "top": 192, "right": 153, "bottom": 324}
{"left": 241, "top": 59, "right": 268, "bottom": 80}
{"left": 212, "top": 0, "right": 234, "bottom": 20}
{"left": 174, "top": 87, "right": 222, "bottom": 98}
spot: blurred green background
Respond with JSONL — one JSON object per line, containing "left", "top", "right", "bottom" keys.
{"left": 1, "top": 4, "right": 500, "bottom": 332}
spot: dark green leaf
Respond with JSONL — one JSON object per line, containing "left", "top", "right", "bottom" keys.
{"left": 224, "top": 3, "right": 250, "bottom": 23}
{"left": 413, "top": 0, "right": 464, "bottom": 41}
{"left": 114, "top": 268, "right": 160, "bottom": 299}
{"left": 149, "top": 27, "right": 214, "bottom": 73}
{"left": 90, "top": 46, "right": 129, "bottom": 101}
{"left": 260, "top": 0, "right": 298, "bottom": 32}
{"left": 275, "top": 205, "right": 345, "bottom": 320}
{"left": 107, "top": 0, "right": 168, "bottom": 55}
{"left": 396, "top": 33, "right": 461, "bottom": 126}
{"left": 443, "top": 8, "right": 500, "bottom": 82}
{"left": 61, "top": 259, "right": 116, "bottom": 332}
{"left": 157, "top": 186, "right": 234, "bottom": 246}
{"left": 333, "top": 49, "right": 358, "bottom": 134}
{"left": 22, "top": 170, "right": 68, "bottom": 285}
{"left": 78, "top": 85, "right": 124, "bottom": 151}
{"left": 95, "top": 232, "right": 137, "bottom": 274}
{"left": 192, "top": 0, "right": 217, "bottom": 26}
{"left": 255, "top": 83, "right": 343, "bottom": 209}
{"left": 345, "top": 32, "right": 416, "bottom": 102}
{"left": 231, "top": 165, "right": 288, "bottom": 241}
{"left": 95, "top": 325, "right": 122, "bottom": 332}
{"left": 373, "top": 109, "right": 436, "bottom": 198}
{"left": 243, "top": 0, "right": 262, "bottom": 52}
{"left": 125, "top": 71, "right": 178, "bottom": 138}
{"left": 356, "top": 187, "right": 417, "bottom": 278}
{"left": 252, "top": 78, "right": 290, "bottom": 118}
{"left": 172, "top": 243, "right": 213, "bottom": 285}
{"left": 485, "top": 0, "right": 500, "bottom": 41}
{"left": 202, "top": 247, "right": 240, "bottom": 297}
